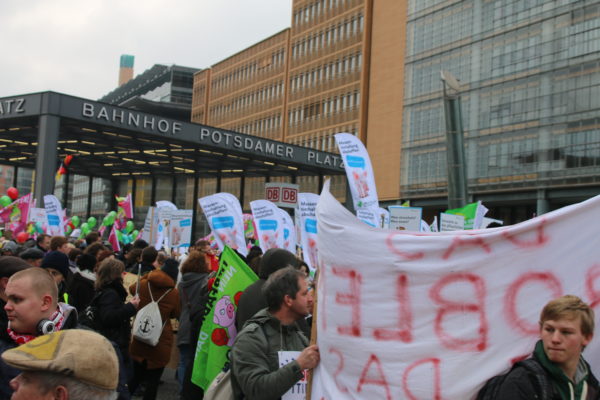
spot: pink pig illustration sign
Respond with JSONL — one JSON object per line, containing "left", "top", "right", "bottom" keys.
{"left": 198, "top": 193, "right": 247, "bottom": 256}
{"left": 250, "top": 200, "right": 284, "bottom": 253}
{"left": 335, "top": 133, "right": 380, "bottom": 226}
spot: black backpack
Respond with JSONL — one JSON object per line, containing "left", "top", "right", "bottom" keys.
{"left": 78, "top": 290, "right": 103, "bottom": 331}
{"left": 476, "top": 358, "right": 556, "bottom": 400}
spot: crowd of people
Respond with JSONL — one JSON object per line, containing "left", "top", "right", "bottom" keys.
{"left": 0, "top": 230, "right": 598, "bottom": 399}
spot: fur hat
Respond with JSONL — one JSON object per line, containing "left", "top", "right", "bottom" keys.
{"left": 161, "top": 258, "right": 179, "bottom": 283}
{"left": 1, "top": 329, "right": 118, "bottom": 390}
{"left": 41, "top": 250, "right": 70, "bottom": 278}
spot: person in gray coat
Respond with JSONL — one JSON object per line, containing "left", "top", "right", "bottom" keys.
{"left": 177, "top": 251, "right": 210, "bottom": 397}
{"left": 231, "top": 267, "right": 320, "bottom": 400}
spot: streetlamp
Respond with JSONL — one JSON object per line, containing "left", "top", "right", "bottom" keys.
{"left": 441, "top": 70, "right": 468, "bottom": 209}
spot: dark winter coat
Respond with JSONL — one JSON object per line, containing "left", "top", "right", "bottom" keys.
{"left": 67, "top": 270, "right": 96, "bottom": 313}
{"left": 129, "top": 269, "right": 180, "bottom": 369}
{"left": 231, "top": 308, "right": 308, "bottom": 400}
{"left": 177, "top": 271, "right": 209, "bottom": 347}
{"left": 96, "top": 279, "right": 137, "bottom": 356}
{"left": 496, "top": 341, "right": 600, "bottom": 400}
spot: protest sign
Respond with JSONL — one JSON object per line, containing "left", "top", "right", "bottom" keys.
{"left": 28, "top": 207, "right": 46, "bottom": 224}
{"left": 168, "top": 209, "right": 193, "bottom": 250}
{"left": 335, "top": 133, "right": 380, "bottom": 227}
{"left": 140, "top": 207, "right": 158, "bottom": 245}
{"left": 250, "top": 199, "right": 284, "bottom": 252}
{"left": 311, "top": 181, "right": 600, "bottom": 399}
{"left": 43, "top": 195, "right": 65, "bottom": 236}
{"left": 389, "top": 206, "right": 422, "bottom": 232}
{"left": 278, "top": 351, "right": 307, "bottom": 400}
{"left": 297, "top": 193, "right": 319, "bottom": 270}
{"left": 279, "top": 208, "right": 297, "bottom": 254}
{"left": 199, "top": 193, "right": 246, "bottom": 254}
{"left": 440, "top": 212, "right": 465, "bottom": 231}
{"left": 191, "top": 247, "right": 258, "bottom": 389}
{"left": 1, "top": 193, "right": 33, "bottom": 234}
{"left": 445, "top": 201, "right": 488, "bottom": 230}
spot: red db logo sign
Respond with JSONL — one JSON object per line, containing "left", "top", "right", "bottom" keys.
{"left": 282, "top": 188, "right": 297, "bottom": 204}
{"left": 266, "top": 187, "right": 280, "bottom": 202}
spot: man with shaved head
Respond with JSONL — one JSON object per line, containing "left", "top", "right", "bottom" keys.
{"left": 0, "top": 267, "right": 78, "bottom": 398}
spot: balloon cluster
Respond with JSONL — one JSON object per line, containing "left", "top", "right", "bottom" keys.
{"left": 0, "top": 187, "right": 18, "bottom": 207}
{"left": 116, "top": 220, "right": 138, "bottom": 245}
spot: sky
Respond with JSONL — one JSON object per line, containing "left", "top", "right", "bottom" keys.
{"left": 0, "top": 0, "right": 293, "bottom": 100}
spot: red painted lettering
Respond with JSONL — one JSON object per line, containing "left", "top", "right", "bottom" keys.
{"left": 386, "top": 232, "right": 425, "bottom": 261}
{"left": 357, "top": 354, "right": 392, "bottom": 400}
{"left": 402, "top": 358, "right": 442, "bottom": 400}
{"left": 373, "top": 274, "right": 413, "bottom": 342}
{"left": 332, "top": 267, "right": 362, "bottom": 337}
{"left": 442, "top": 236, "right": 491, "bottom": 260}
{"left": 328, "top": 347, "right": 348, "bottom": 393}
{"left": 502, "top": 218, "right": 548, "bottom": 248}
{"left": 504, "top": 272, "right": 562, "bottom": 335}
{"left": 586, "top": 264, "right": 600, "bottom": 308}
{"left": 430, "top": 273, "right": 488, "bottom": 351}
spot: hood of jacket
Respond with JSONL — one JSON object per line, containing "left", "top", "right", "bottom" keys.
{"left": 147, "top": 269, "right": 176, "bottom": 289}
{"left": 179, "top": 272, "right": 209, "bottom": 290}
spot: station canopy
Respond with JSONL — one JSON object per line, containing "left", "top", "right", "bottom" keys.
{"left": 0, "top": 92, "right": 345, "bottom": 182}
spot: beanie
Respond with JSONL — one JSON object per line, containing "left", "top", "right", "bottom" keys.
{"left": 41, "top": 251, "right": 70, "bottom": 278}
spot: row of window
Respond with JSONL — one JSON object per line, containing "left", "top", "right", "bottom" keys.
{"left": 210, "top": 49, "right": 286, "bottom": 92}
{"left": 291, "top": 14, "right": 364, "bottom": 59}
{"left": 232, "top": 114, "right": 283, "bottom": 137}
{"left": 288, "top": 91, "right": 360, "bottom": 125}
{"left": 290, "top": 52, "right": 362, "bottom": 92}
{"left": 209, "top": 81, "right": 285, "bottom": 119}
{"left": 293, "top": 0, "right": 352, "bottom": 27}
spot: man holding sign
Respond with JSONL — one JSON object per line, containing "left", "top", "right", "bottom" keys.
{"left": 231, "top": 267, "right": 319, "bottom": 400}
{"left": 489, "top": 295, "right": 599, "bottom": 399}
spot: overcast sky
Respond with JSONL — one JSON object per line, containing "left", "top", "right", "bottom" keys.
{"left": 0, "top": 1, "right": 292, "bottom": 100}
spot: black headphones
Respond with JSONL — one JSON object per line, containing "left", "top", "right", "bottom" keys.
{"left": 36, "top": 319, "right": 56, "bottom": 335}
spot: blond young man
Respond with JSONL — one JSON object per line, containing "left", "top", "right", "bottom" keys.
{"left": 494, "top": 295, "right": 599, "bottom": 400}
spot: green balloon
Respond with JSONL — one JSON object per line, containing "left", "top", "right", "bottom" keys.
{"left": 132, "top": 230, "right": 139, "bottom": 238}
{"left": 107, "top": 215, "right": 115, "bottom": 225}
{"left": 116, "top": 230, "right": 123, "bottom": 241}
{"left": 102, "top": 216, "right": 110, "bottom": 226}
{"left": 81, "top": 222, "right": 90, "bottom": 234}
{"left": 109, "top": 211, "right": 117, "bottom": 218}
{"left": 71, "top": 215, "right": 80, "bottom": 227}
{"left": 0, "top": 196, "right": 11, "bottom": 207}
{"left": 87, "top": 217, "right": 97, "bottom": 229}
{"left": 125, "top": 220, "right": 134, "bottom": 233}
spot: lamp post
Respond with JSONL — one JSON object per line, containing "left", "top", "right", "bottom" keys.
{"left": 441, "top": 70, "right": 469, "bottom": 209}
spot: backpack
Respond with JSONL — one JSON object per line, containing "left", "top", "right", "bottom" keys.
{"left": 78, "top": 290, "right": 103, "bottom": 331}
{"left": 132, "top": 282, "right": 172, "bottom": 346}
{"left": 476, "top": 358, "right": 556, "bottom": 400}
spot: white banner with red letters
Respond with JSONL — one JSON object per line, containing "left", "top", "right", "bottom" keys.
{"left": 312, "top": 181, "right": 600, "bottom": 400}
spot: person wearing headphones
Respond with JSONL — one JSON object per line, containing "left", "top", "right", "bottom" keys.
{"left": 0, "top": 267, "right": 78, "bottom": 399}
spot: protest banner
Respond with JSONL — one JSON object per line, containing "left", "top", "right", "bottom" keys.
{"left": 199, "top": 193, "right": 247, "bottom": 255}
{"left": 140, "top": 207, "right": 158, "bottom": 245}
{"left": 311, "top": 181, "right": 600, "bottom": 399}
{"left": 279, "top": 208, "right": 297, "bottom": 254}
{"left": 43, "top": 195, "right": 65, "bottom": 236}
{"left": 28, "top": 207, "right": 46, "bottom": 224}
{"left": 389, "top": 206, "right": 422, "bottom": 232}
{"left": 297, "top": 193, "right": 319, "bottom": 270}
{"left": 191, "top": 247, "right": 258, "bottom": 389}
{"left": 1, "top": 193, "right": 33, "bottom": 234}
{"left": 440, "top": 212, "right": 465, "bottom": 232}
{"left": 250, "top": 199, "right": 284, "bottom": 252}
{"left": 335, "top": 133, "right": 380, "bottom": 226}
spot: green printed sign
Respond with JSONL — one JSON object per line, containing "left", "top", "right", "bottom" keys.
{"left": 191, "top": 246, "right": 258, "bottom": 389}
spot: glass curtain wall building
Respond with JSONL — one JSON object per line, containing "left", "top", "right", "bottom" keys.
{"left": 403, "top": 1, "right": 600, "bottom": 222}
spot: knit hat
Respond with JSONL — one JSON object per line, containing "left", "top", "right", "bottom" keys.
{"left": 161, "top": 258, "right": 179, "bottom": 283}
{"left": 76, "top": 253, "right": 97, "bottom": 272}
{"left": 1, "top": 329, "right": 118, "bottom": 390}
{"left": 19, "top": 248, "right": 44, "bottom": 261}
{"left": 41, "top": 250, "right": 70, "bottom": 278}
{"left": 1, "top": 241, "right": 18, "bottom": 254}
{"left": 258, "top": 248, "right": 300, "bottom": 279}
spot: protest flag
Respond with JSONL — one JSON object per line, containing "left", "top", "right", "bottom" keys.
{"left": 108, "top": 225, "right": 121, "bottom": 252}
{"left": 191, "top": 247, "right": 258, "bottom": 389}
{"left": 116, "top": 193, "right": 134, "bottom": 219}
{"left": 0, "top": 193, "right": 34, "bottom": 234}
{"left": 445, "top": 200, "right": 488, "bottom": 230}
